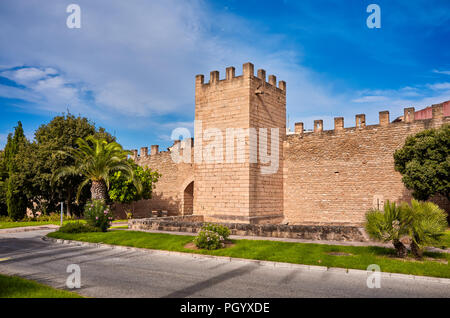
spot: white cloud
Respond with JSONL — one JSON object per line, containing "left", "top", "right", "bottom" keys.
{"left": 0, "top": 0, "right": 449, "bottom": 148}
{"left": 352, "top": 96, "right": 389, "bottom": 103}
{"left": 5, "top": 67, "right": 46, "bottom": 83}
{"left": 427, "top": 82, "right": 450, "bottom": 90}
{"left": 0, "top": 66, "right": 88, "bottom": 115}
{"left": 0, "top": 0, "right": 343, "bottom": 126}
{"left": 433, "top": 69, "right": 450, "bottom": 76}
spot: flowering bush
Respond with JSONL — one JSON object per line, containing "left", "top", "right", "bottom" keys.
{"left": 84, "top": 199, "right": 113, "bottom": 232}
{"left": 202, "top": 223, "right": 230, "bottom": 240}
{"left": 193, "top": 223, "right": 230, "bottom": 250}
{"left": 194, "top": 230, "right": 224, "bottom": 250}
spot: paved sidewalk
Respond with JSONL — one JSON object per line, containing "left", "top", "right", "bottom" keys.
{"left": 0, "top": 224, "right": 59, "bottom": 234}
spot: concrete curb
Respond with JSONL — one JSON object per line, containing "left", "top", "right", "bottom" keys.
{"left": 0, "top": 225, "right": 59, "bottom": 234}
{"left": 42, "top": 236, "right": 450, "bottom": 285}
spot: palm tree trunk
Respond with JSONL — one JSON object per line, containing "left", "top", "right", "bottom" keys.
{"left": 410, "top": 241, "right": 423, "bottom": 259}
{"left": 393, "top": 239, "right": 408, "bottom": 258}
{"left": 91, "top": 180, "right": 107, "bottom": 200}
{"left": 66, "top": 188, "right": 72, "bottom": 217}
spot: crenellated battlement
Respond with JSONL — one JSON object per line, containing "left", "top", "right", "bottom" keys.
{"left": 131, "top": 138, "right": 194, "bottom": 162}
{"left": 291, "top": 101, "right": 449, "bottom": 139}
{"left": 195, "top": 62, "right": 286, "bottom": 92}
{"left": 131, "top": 144, "right": 161, "bottom": 160}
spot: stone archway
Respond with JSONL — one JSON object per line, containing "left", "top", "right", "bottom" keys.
{"left": 182, "top": 181, "right": 194, "bottom": 215}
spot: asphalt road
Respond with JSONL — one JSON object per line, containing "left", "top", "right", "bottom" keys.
{"left": 0, "top": 229, "right": 449, "bottom": 298}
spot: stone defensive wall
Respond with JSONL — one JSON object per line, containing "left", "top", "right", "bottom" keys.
{"left": 116, "top": 101, "right": 449, "bottom": 226}
{"left": 112, "top": 142, "right": 195, "bottom": 219}
{"left": 284, "top": 101, "right": 450, "bottom": 226}
{"left": 113, "top": 61, "right": 449, "bottom": 240}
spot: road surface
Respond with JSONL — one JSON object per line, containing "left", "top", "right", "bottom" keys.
{"left": 0, "top": 229, "right": 448, "bottom": 298}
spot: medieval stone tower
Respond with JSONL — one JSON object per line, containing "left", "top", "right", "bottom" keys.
{"left": 193, "top": 62, "right": 286, "bottom": 224}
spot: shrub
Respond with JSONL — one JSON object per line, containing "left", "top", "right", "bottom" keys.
{"left": 108, "top": 161, "right": 160, "bottom": 204}
{"left": 407, "top": 200, "right": 448, "bottom": 258}
{"left": 194, "top": 230, "right": 224, "bottom": 250}
{"left": 83, "top": 200, "right": 113, "bottom": 232}
{"left": 193, "top": 223, "right": 230, "bottom": 250}
{"left": 0, "top": 216, "right": 13, "bottom": 222}
{"left": 366, "top": 199, "right": 449, "bottom": 258}
{"left": 58, "top": 222, "right": 101, "bottom": 233}
{"left": 18, "top": 213, "right": 74, "bottom": 223}
{"left": 365, "top": 200, "right": 411, "bottom": 257}
{"left": 39, "top": 213, "right": 65, "bottom": 222}
{"left": 202, "top": 223, "right": 231, "bottom": 240}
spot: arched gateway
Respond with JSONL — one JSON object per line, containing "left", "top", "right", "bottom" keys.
{"left": 182, "top": 181, "right": 194, "bottom": 215}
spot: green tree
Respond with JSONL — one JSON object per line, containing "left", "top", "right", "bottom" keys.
{"left": 27, "top": 113, "right": 115, "bottom": 216}
{"left": 108, "top": 160, "right": 160, "bottom": 214}
{"left": 52, "top": 136, "right": 138, "bottom": 201}
{"left": 4, "top": 122, "right": 30, "bottom": 220}
{"left": 394, "top": 124, "right": 450, "bottom": 201}
{"left": 0, "top": 150, "right": 8, "bottom": 215}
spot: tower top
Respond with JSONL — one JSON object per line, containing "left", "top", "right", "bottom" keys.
{"left": 195, "top": 62, "right": 286, "bottom": 91}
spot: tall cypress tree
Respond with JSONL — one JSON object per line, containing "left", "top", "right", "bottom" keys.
{"left": 4, "top": 122, "right": 29, "bottom": 220}
{"left": 0, "top": 148, "right": 8, "bottom": 215}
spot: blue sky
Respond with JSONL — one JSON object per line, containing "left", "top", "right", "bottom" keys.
{"left": 0, "top": 0, "right": 449, "bottom": 150}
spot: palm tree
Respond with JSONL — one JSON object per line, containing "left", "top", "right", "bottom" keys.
{"left": 407, "top": 200, "right": 448, "bottom": 258}
{"left": 52, "top": 136, "right": 140, "bottom": 201}
{"left": 365, "top": 200, "right": 412, "bottom": 257}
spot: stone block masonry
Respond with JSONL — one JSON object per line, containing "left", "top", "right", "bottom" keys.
{"left": 129, "top": 216, "right": 367, "bottom": 241}
{"left": 114, "top": 62, "right": 450, "bottom": 230}
{"left": 194, "top": 63, "right": 285, "bottom": 224}
{"left": 285, "top": 103, "right": 450, "bottom": 225}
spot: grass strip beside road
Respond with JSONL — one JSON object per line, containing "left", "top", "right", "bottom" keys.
{"left": 0, "top": 219, "right": 129, "bottom": 229}
{"left": 0, "top": 220, "right": 73, "bottom": 229}
{"left": 47, "top": 230, "right": 450, "bottom": 279}
{"left": 0, "top": 274, "right": 82, "bottom": 298}
{"left": 112, "top": 220, "right": 128, "bottom": 223}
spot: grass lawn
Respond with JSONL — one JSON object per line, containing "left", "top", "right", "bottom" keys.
{"left": 47, "top": 230, "right": 450, "bottom": 279}
{"left": 0, "top": 274, "right": 82, "bottom": 298}
{"left": 112, "top": 219, "right": 128, "bottom": 223}
{"left": 0, "top": 220, "right": 86, "bottom": 229}
{"left": 0, "top": 219, "right": 128, "bottom": 229}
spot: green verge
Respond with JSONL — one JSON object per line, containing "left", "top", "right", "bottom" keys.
{"left": 112, "top": 219, "right": 128, "bottom": 223}
{"left": 0, "top": 219, "right": 129, "bottom": 229}
{"left": 47, "top": 230, "right": 450, "bottom": 279}
{"left": 0, "top": 274, "right": 82, "bottom": 298}
{"left": 0, "top": 220, "right": 86, "bottom": 229}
